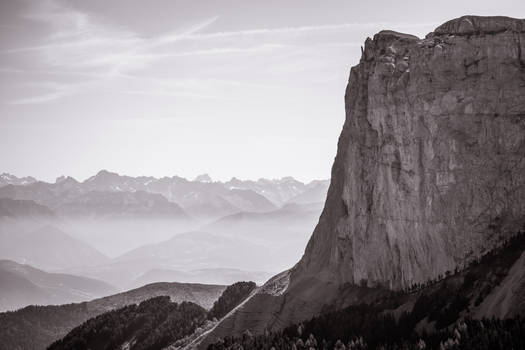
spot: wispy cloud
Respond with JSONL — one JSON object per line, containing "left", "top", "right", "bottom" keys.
{"left": 153, "top": 16, "right": 220, "bottom": 46}
{"left": 179, "top": 21, "right": 429, "bottom": 41}
{"left": 10, "top": 91, "right": 68, "bottom": 105}
{"left": 9, "top": 82, "right": 76, "bottom": 105}
{"left": 5, "top": 1, "right": 220, "bottom": 73}
{"left": 3, "top": 1, "right": 222, "bottom": 103}
{"left": 3, "top": 0, "right": 436, "bottom": 105}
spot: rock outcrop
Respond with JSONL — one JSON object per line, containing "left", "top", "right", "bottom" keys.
{"left": 196, "top": 16, "right": 525, "bottom": 347}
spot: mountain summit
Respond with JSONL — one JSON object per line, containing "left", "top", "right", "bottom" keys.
{"left": 194, "top": 174, "right": 213, "bottom": 183}
{"left": 197, "top": 16, "right": 525, "bottom": 345}
{"left": 0, "top": 173, "right": 36, "bottom": 187}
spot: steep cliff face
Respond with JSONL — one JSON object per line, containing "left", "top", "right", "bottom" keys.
{"left": 296, "top": 15, "right": 525, "bottom": 291}
{"left": 196, "top": 16, "right": 525, "bottom": 347}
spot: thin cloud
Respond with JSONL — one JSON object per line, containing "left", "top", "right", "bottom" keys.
{"left": 3, "top": 0, "right": 437, "bottom": 105}
{"left": 10, "top": 88, "right": 72, "bottom": 105}
{"left": 3, "top": 2, "right": 224, "bottom": 79}
{"left": 153, "top": 16, "right": 220, "bottom": 46}
{"left": 8, "top": 81, "right": 78, "bottom": 105}
{"left": 179, "top": 21, "right": 439, "bottom": 41}
{"left": 10, "top": 92, "right": 66, "bottom": 105}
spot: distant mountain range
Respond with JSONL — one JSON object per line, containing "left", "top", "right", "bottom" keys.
{"left": 0, "top": 170, "right": 328, "bottom": 221}
{"left": 0, "top": 197, "right": 54, "bottom": 219}
{"left": 0, "top": 259, "right": 117, "bottom": 312}
{"left": 0, "top": 170, "right": 328, "bottom": 256}
{"left": 54, "top": 190, "right": 189, "bottom": 220}
{"left": 0, "top": 176, "right": 189, "bottom": 221}
{"left": 0, "top": 173, "right": 36, "bottom": 187}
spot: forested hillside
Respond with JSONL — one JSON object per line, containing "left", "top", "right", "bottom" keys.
{"left": 49, "top": 296, "right": 207, "bottom": 350}
{"left": 0, "top": 282, "right": 224, "bottom": 350}
{"left": 208, "top": 281, "right": 257, "bottom": 320}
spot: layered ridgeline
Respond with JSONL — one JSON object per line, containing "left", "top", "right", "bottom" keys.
{"left": 0, "top": 281, "right": 226, "bottom": 350}
{"left": 42, "top": 282, "right": 256, "bottom": 350}
{"left": 195, "top": 16, "right": 525, "bottom": 346}
{"left": 0, "top": 170, "right": 329, "bottom": 221}
{"left": 0, "top": 171, "right": 328, "bottom": 260}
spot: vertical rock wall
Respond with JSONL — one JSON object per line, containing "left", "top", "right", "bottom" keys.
{"left": 295, "top": 16, "right": 525, "bottom": 291}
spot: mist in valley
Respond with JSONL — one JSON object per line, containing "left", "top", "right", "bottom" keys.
{"left": 0, "top": 172, "right": 328, "bottom": 311}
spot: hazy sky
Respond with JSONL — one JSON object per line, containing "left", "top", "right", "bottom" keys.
{"left": 1, "top": 0, "right": 524, "bottom": 182}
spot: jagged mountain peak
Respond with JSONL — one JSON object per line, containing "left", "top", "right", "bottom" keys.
{"left": 194, "top": 173, "right": 213, "bottom": 183}
{"left": 0, "top": 169, "right": 329, "bottom": 221}
{"left": 0, "top": 173, "right": 37, "bottom": 186}
{"left": 85, "top": 169, "right": 121, "bottom": 182}
{"left": 55, "top": 176, "right": 79, "bottom": 184}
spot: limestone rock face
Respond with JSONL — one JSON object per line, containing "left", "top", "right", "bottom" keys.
{"left": 196, "top": 16, "right": 525, "bottom": 346}
{"left": 295, "top": 15, "right": 525, "bottom": 291}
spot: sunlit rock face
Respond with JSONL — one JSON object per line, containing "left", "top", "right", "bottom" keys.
{"left": 294, "top": 15, "right": 525, "bottom": 291}
{"left": 196, "top": 16, "right": 525, "bottom": 346}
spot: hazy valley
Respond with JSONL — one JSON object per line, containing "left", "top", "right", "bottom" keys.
{"left": 0, "top": 171, "right": 328, "bottom": 297}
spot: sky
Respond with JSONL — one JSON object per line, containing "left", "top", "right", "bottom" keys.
{"left": 1, "top": 0, "right": 524, "bottom": 183}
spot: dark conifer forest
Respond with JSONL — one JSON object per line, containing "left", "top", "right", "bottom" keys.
{"left": 48, "top": 296, "right": 207, "bottom": 350}
{"left": 208, "top": 281, "right": 257, "bottom": 320}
